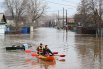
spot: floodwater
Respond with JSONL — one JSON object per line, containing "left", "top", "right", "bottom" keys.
{"left": 0, "top": 27, "right": 103, "bottom": 69}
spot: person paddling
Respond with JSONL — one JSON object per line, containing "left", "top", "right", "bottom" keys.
{"left": 43, "top": 45, "right": 54, "bottom": 56}
{"left": 36, "top": 43, "right": 44, "bottom": 55}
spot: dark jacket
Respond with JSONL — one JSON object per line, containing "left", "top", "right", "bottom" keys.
{"left": 43, "top": 48, "right": 54, "bottom": 55}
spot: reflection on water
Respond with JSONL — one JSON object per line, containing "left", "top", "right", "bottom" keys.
{"left": 0, "top": 27, "right": 103, "bottom": 69}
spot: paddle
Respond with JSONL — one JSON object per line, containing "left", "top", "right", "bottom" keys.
{"left": 25, "top": 50, "right": 65, "bottom": 57}
{"left": 25, "top": 49, "right": 32, "bottom": 53}
{"left": 59, "top": 55, "right": 66, "bottom": 57}
{"left": 53, "top": 52, "right": 58, "bottom": 54}
{"left": 31, "top": 53, "right": 38, "bottom": 57}
{"left": 31, "top": 52, "right": 65, "bottom": 57}
{"left": 59, "top": 58, "right": 65, "bottom": 61}
{"left": 54, "top": 54, "right": 66, "bottom": 57}
{"left": 53, "top": 52, "right": 65, "bottom": 57}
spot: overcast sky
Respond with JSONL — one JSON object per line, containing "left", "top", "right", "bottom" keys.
{"left": 45, "top": 0, "right": 80, "bottom": 17}
{"left": 0, "top": 0, "right": 80, "bottom": 17}
{"left": 0, "top": 0, "right": 4, "bottom": 13}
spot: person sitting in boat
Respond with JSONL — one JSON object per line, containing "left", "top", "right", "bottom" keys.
{"left": 43, "top": 45, "right": 54, "bottom": 56}
{"left": 36, "top": 43, "right": 44, "bottom": 55}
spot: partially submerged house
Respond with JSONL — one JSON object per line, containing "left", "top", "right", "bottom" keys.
{"left": 0, "top": 13, "right": 7, "bottom": 34}
{"left": 5, "top": 16, "right": 30, "bottom": 34}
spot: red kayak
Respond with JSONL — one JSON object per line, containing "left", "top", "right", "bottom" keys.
{"left": 37, "top": 55, "right": 55, "bottom": 61}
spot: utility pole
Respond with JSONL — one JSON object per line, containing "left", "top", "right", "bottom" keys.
{"left": 63, "top": 8, "right": 64, "bottom": 29}
{"left": 58, "top": 10, "right": 59, "bottom": 29}
{"left": 66, "top": 9, "right": 68, "bottom": 32}
{"left": 65, "top": 9, "right": 68, "bottom": 41}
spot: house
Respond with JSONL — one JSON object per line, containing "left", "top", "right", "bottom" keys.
{"left": 67, "top": 18, "right": 76, "bottom": 28}
{"left": 5, "top": 16, "right": 31, "bottom": 34}
{"left": 55, "top": 17, "right": 75, "bottom": 29}
{"left": 0, "top": 13, "right": 7, "bottom": 34}
{"left": 67, "top": 18, "right": 75, "bottom": 23}
{"left": 5, "top": 16, "right": 15, "bottom": 26}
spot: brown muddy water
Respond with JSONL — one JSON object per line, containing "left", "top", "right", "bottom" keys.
{"left": 0, "top": 27, "right": 103, "bottom": 69}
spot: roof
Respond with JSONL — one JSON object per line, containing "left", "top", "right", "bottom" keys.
{"left": 6, "top": 16, "right": 25, "bottom": 21}
{"left": 0, "top": 13, "right": 7, "bottom": 24}
{"left": 5, "top": 16, "right": 13, "bottom": 20}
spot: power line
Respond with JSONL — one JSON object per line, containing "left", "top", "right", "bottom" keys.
{"left": 46, "top": 7, "right": 74, "bottom": 13}
{"left": 46, "top": 10, "right": 61, "bottom": 12}
{"left": 47, "top": 1, "right": 76, "bottom": 8}
{"left": 61, "top": 0, "right": 79, "bottom": 4}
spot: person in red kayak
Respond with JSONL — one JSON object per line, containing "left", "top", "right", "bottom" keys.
{"left": 36, "top": 43, "right": 44, "bottom": 55}
{"left": 43, "top": 45, "right": 54, "bottom": 56}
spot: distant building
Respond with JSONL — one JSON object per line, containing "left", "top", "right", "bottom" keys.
{"left": 0, "top": 13, "right": 7, "bottom": 34}
{"left": 5, "top": 16, "right": 15, "bottom": 26}
{"left": 67, "top": 18, "right": 76, "bottom": 29}
{"left": 5, "top": 16, "right": 24, "bottom": 27}
{"left": 67, "top": 18, "right": 75, "bottom": 23}
{"left": 55, "top": 17, "right": 75, "bottom": 28}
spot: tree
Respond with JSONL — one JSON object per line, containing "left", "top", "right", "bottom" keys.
{"left": 76, "top": 0, "right": 90, "bottom": 27}
{"left": 4, "top": 0, "right": 47, "bottom": 31}
{"left": 76, "top": 0, "right": 103, "bottom": 28}
{"left": 4, "top": 0, "right": 28, "bottom": 30}
{"left": 25, "top": 0, "right": 47, "bottom": 26}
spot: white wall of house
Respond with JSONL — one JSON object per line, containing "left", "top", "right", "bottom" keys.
{"left": 0, "top": 25, "right": 6, "bottom": 34}
{"left": 7, "top": 20, "right": 15, "bottom": 26}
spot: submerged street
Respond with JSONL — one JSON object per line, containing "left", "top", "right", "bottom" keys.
{"left": 0, "top": 27, "right": 103, "bottom": 69}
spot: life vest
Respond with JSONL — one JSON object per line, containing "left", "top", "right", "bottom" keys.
{"left": 37, "top": 47, "right": 44, "bottom": 54}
